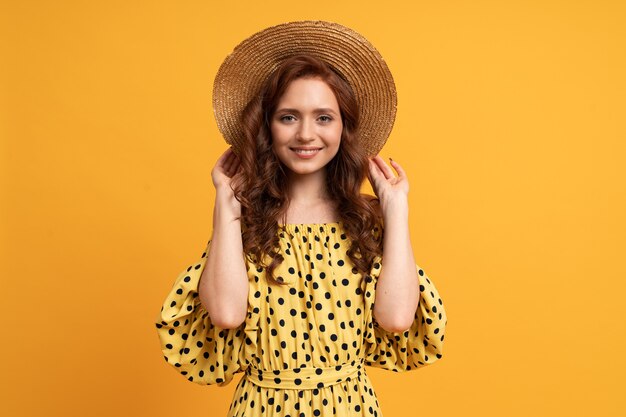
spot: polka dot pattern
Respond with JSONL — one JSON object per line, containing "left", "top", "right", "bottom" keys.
{"left": 155, "top": 222, "right": 447, "bottom": 416}
{"left": 247, "top": 357, "right": 365, "bottom": 390}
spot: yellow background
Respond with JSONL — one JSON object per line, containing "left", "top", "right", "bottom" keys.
{"left": 2, "top": 0, "right": 625, "bottom": 416}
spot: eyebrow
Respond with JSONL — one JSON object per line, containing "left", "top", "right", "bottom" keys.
{"left": 275, "top": 107, "right": 339, "bottom": 115}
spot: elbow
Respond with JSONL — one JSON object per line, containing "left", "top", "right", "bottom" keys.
{"left": 200, "top": 296, "right": 246, "bottom": 330}
{"left": 383, "top": 319, "right": 413, "bottom": 334}
{"left": 377, "top": 322, "right": 411, "bottom": 334}
{"left": 211, "top": 311, "right": 246, "bottom": 329}
{"left": 215, "top": 318, "right": 245, "bottom": 330}
{"left": 373, "top": 309, "right": 413, "bottom": 333}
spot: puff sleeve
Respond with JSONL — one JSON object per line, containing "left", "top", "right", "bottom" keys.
{"left": 154, "top": 239, "right": 259, "bottom": 386}
{"left": 363, "top": 255, "right": 447, "bottom": 372}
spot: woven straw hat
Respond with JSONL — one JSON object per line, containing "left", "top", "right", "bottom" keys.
{"left": 212, "top": 20, "right": 397, "bottom": 157}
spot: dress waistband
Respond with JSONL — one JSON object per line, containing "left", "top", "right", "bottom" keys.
{"left": 245, "top": 358, "right": 365, "bottom": 390}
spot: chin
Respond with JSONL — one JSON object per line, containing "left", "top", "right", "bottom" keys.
{"left": 287, "top": 166, "right": 324, "bottom": 175}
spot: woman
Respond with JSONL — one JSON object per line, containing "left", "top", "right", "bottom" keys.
{"left": 155, "top": 21, "right": 447, "bottom": 417}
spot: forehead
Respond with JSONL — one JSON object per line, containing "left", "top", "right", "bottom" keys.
{"left": 278, "top": 77, "right": 339, "bottom": 107}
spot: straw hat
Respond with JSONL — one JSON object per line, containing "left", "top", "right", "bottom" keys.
{"left": 212, "top": 20, "right": 397, "bottom": 157}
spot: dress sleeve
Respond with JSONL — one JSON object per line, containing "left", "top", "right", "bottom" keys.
{"left": 363, "top": 254, "right": 447, "bottom": 372}
{"left": 154, "top": 239, "right": 259, "bottom": 386}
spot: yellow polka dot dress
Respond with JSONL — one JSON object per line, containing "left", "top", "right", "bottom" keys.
{"left": 155, "top": 222, "right": 447, "bottom": 416}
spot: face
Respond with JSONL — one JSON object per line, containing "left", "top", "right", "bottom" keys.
{"left": 270, "top": 76, "right": 343, "bottom": 177}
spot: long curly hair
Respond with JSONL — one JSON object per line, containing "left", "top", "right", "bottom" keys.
{"left": 229, "top": 54, "right": 384, "bottom": 285}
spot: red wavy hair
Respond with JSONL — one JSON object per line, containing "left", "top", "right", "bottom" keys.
{"left": 229, "top": 54, "right": 384, "bottom": 285}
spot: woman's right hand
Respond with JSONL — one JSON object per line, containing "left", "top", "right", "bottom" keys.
{"left": 211, "top": 147, "right": 242, "bottom": 213}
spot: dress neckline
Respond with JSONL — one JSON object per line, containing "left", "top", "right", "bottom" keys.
{"left": 278, "top": 221, "right": 343, "bottom": 229}
{"left": 278, "top": 222, "right": 342, "bottom": 225}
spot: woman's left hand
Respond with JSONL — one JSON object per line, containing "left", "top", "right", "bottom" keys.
{"left": 367, "top": 155, "right": 409, "bottom": 208}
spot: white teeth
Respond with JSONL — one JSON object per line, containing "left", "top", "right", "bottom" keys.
{"left": 293, "top": 148, "right": 320, "bottom": 154}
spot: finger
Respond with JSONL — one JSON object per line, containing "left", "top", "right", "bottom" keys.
{"left": 389, "top": 158, "right": 406, "bottom": 179}
{"left": 232, "top": 151, "right": 241, "bottom": 167}
{"left": 367, "top": 158, "right": 377, "bottom": 183}
{"left": 372, "top": 155, "right": 395, "bottom": 180}
{"left": 368, "top": 158, "right": 381, "bottom": 178}
{"left": 216, "top": 150, "right": 228, "bottom": 166}
{"left": 372, "top": 155, "right": 393, "bottom": 179}
{"left": 223, "top": 150, "right": 236, "bottom": 172}
{"left": 230, "top": 159, "right": 241, "bottom": 177}
{"left": 224, "top": 147, "right": 235, "bottom": 158}
{"left": 217, "top": 147, "right": 234, "bottom": 167}
{"left": 230, "top": 147, "right": 241, "bottom": 159}
{"left": 369, "top": 159, "right": 385, "bottom": 191}
{"left": 367, "top": 161, "right": 379, "bottom": 194}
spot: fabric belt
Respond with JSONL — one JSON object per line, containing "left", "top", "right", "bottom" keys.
{"left": 245, "top": 358, "right": 365, "bottom": 390}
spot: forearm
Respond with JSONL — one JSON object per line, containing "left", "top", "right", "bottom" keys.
{"left": 199, "top": 191, "right": 249, "bottom": 329}
{"left": 372, "top": 197, "right": 420, "bottom": 333}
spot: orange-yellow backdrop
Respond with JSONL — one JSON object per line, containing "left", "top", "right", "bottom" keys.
{"left": 1, "top": 0, "right": 624, "bottom": 416}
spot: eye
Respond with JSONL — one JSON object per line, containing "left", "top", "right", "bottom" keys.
{"left": 319, "top": 115, "right": 333, "bottom": 122}
{"left": 280, "top": 115, "right": 296, "bottom": 122}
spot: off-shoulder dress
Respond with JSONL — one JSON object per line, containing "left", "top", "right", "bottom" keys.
{"left": 155, "top": 222, "right": 447, "bottom": 416}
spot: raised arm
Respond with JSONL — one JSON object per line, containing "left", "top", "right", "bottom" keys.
{"left": 199, "top": 147, "right": 249, "bottom": 329}
{"left": 366, "top": 155, "right": 419, "bottom": 333}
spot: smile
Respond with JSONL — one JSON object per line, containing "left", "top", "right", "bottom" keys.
{"left": 290, "top": 147, "right": 322, "bottom": 159}
{"left": 291, "top": 148, "right": 322, "bottom": 154}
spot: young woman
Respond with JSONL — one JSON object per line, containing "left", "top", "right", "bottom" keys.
{"left": 155, "top": 21, "right": 447, "bottom": 417}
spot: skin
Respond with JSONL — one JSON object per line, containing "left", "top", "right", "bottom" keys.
{"left": 367, "top": 156, "right": 420, "bottom": 333}
{"left": 270, "top": 76, "right": 343, "bottom": 220}
{"left": 201, "top": 76, "right": 420, "bottom": 332}
{"left": 199, "top": 147, "right": 248, "bottom": 329}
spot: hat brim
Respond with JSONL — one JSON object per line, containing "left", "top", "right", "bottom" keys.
{"left": 212, "top": 20, "right": 397, "bottom": 157}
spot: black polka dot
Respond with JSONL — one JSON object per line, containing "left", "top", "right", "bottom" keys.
{"left": 155, "top": 221, "right": 446, "bottom": 415}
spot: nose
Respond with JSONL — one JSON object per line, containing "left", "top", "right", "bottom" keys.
{"left": 296, "top": 118, "right": 316, "bottom": 142}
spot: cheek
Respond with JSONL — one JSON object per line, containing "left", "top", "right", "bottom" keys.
{"left": 270, "top": 124, "right": 288, "bottom": 143}
{"left": 332, "top": 125, "right": 343, "bottom": 142}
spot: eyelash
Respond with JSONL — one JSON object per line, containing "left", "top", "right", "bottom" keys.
{"left": 280, "top": 115, "right": 333, "bottom": 122}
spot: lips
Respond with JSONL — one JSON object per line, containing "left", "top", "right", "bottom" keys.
{"left": 290, "top": 147, "right": 322, "bottom": 159}
{"left": 291, "top": 147, "right": 322, "bottom": 154}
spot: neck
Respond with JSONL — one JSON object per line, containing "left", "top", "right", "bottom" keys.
{"left": 285, "top": 169, "right": 329, "bottom": 203}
